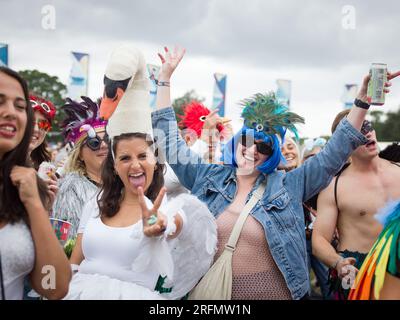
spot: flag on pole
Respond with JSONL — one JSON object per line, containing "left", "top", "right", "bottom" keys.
{"left": 276, "top": 79, "right": 291, "bottom": 108}
{"left": 147, "top": 64, "right": 160, "bottom": 109}
{"left": 212, "top": 73, "right": 227, "bottom": 117}
{"left": 341, "top": 84, "right": 358, "bottom": 109}
{"left": 0, "top": 43, "right": 8, "bottom": 66}
{"left": 68, "top": 52, "right": 89, "bottom": 100}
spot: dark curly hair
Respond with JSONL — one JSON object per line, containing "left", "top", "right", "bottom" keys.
{"left": 98, "top": 132, "right": 165, "bottom": 218}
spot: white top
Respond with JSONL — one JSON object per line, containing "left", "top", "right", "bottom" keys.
{"left": 77, "top": 197, "right": 162, "bottom": 291}
{"left": 0, "top": 221, "right": 35, "bottom": 300}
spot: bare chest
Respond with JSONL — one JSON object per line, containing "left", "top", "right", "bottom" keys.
{"left": 338, "top": 170, "right": 400, "bottom": 218}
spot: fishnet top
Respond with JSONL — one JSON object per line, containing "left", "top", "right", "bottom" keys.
{"left": 215, "top": 209, "right": 292, "bottom": 300}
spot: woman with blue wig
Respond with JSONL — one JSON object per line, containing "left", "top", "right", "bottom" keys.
{"left": 151, "top": 46, "right": 388, "bottom": 299}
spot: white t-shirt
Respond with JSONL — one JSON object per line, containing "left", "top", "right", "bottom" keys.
{"left": 77, "top": 197, "right": 163, "bottom": 291}
{"left": 0, "top": 221, "right": 35, "bottom": 300}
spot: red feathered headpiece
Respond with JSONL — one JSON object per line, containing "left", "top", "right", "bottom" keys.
{"left": 178, "top": 101, "right": 224, "bottom": 138}
{"left": 30, "top": 95, "right": 56, "bottom": 124}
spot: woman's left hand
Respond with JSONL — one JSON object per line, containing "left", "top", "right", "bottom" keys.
{"left": 10, "top": 166, "right": 41, "bottom": 207}
{"left": 157, "top": 46, "right": 186, "bottom": 80}
{"left": 138, "top": 186, "right": 168, "bottom": 237}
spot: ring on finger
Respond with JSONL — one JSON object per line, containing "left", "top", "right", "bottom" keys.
{"left": 147, "top": 214, "right": 158, "bottom": 226}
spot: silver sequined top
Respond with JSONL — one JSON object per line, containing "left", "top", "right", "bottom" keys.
{"left": 52, "top": 172, "right": 100, "bottom": 238}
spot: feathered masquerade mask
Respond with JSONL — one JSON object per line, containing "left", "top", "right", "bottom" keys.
{"left": 61, "top": 96, "right": 107, "bottom": 145}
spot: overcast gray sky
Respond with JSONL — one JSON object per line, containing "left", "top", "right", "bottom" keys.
{"left": 1, "top": 0, "right": 399, "bottom": 138}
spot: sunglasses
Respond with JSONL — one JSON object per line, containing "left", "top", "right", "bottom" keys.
{"left": 239, "top": 135, "right": 273, "bottom": 155}
{"left": 361, "top": 120, "right": 373, "bottom": 135}
{"left": 35, "top": 119, "right": 51, "bottom": 132}
{"left": 30, "top": 99, "right": 52, "bottom": 114}
{"left": 85, "top": 134, "right": 110, "bottom": 151}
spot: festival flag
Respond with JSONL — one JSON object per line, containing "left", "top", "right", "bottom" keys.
{"left": 68, "top": 52, "right": 89, "bottom": 100}
{"left": 341, "top": 84, "right": 358, "bottom": 109}
{"left": 147, "top": 64, "right": 160, "bottom": 109}
{"left": 212, "top": 73, "right": 227, "bottom": 117}
{"left": 0, "top": 43, "right": 8, "bottom": 66}
{"left": 276, "top": 79, "right": 291, "bottom": 108}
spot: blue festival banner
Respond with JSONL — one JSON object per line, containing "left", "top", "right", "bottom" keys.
{"left": 68, "top": 52, "right": 89, "bottom": 100}
{"left": 212, "top": 73, "right": 227, "bottom": 117}
{"left": 147, "top": 64, "right": 160, "bottom": 109}
{"left": 341, "top": 84, "right": 358, "bottom": 109}
{"left": 0, "top": 43, "right": 8, "bottom": 66}
{"left": 276, "top": 79, "right": 291, "bottom": 108}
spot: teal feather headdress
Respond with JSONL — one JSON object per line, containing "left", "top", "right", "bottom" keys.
{"left": 240, "top": 92, "right": 305, "bottom": 140}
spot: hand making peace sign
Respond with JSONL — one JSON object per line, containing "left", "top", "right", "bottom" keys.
{"left": 138, "top": 186, "right": 168, "bottom": 237}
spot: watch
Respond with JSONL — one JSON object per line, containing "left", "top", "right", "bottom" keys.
{"left": 354, "top": 98, "right": 370, "bottom": 110}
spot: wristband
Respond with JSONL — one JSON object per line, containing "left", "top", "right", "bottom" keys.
{"left": 354, "top": 98, "right": 370, "bottom": 110}
{"left": 155, "top": 80, "right": 170, "bottom": 87}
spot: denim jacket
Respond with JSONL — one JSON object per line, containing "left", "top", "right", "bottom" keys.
{"left": 152, "top": 107, "right": 368, "bottom": 300}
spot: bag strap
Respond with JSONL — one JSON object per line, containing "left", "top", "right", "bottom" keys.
{"left": 224, "top": 179, "right": 267, "bottom": 252}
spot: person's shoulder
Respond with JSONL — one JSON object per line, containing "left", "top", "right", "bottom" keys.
{"left": 381, "top": 158, "right": 400, "bottom": 171}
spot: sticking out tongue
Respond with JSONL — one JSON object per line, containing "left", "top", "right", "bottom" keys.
{"left": 129, "top": 174, "right": 146, "bottom": 188}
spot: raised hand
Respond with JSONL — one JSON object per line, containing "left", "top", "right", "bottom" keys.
{"left": 157, "top": 46, "right": 186, "bottom": 80}
{"left": 357, "top": 70, "right": 400, "bottom": 102}
{"left": 138, "top": 186, "right": 168, "bottom": 237}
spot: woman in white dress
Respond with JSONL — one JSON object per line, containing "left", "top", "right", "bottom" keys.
{"left": 65, "top": 44, "right": 216, "bottom": 300}
{"left": 0, "top": 67, "right": 71, "bottom": 300}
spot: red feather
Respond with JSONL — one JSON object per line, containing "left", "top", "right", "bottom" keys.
{"left": 178, "top": 101, "right": 224, "bottom": 138}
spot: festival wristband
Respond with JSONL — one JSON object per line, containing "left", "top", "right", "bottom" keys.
{"left": 354, "top": 98, "right": 370, "bottom": 110}
{"left": 155, "top": 80, "right": 170, "bottom": 87}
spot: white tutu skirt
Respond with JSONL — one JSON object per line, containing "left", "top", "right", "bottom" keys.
{"left": 65, "top": 273, "right": 166, "bottom": 300}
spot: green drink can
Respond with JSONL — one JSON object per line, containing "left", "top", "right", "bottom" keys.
{"left": 367, "top": 63, "right": 387, "bottom": 105}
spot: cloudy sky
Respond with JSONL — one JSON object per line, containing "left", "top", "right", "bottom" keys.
{"left": 1, "top": 0, "right": 399, "bottom": 138}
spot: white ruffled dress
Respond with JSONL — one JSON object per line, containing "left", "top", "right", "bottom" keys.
{"left": 64, "top": 194, "right": 217, "bottom": 300}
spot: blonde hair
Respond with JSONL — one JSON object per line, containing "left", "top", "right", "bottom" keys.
{"left": 64, "top": 140, "right": 87, "bottom": 176}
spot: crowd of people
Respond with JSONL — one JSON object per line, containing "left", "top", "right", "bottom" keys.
{"left": 0, "top": 44, "right": 399, "bottom": 300}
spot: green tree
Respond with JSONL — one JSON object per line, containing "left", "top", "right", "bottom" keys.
{"left": 380, "top": 107, "right": 400, "bottom": 141}
{"left": 172, "top": 89, "right": 205, "bottom": 122}
{"left": 19, "top": 69, "right": 67, "bottom": 143}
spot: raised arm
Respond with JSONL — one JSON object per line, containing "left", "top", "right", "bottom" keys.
{"left": 152, "top": 47, "right": 215, "bottom": 190}
{"left": 287, "top": 71, "right": 400, "bottom": 202}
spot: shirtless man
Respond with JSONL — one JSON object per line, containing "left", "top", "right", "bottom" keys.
{"left": 312, "top": 104, "right": 400, "bottom": 299}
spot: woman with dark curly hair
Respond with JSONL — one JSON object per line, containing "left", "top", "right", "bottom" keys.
{"left": 64, "top": 44, "right": 216, "bottom": 300}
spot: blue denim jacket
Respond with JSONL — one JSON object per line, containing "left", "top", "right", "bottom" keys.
{"left": 152, "top": 107, "right": 368, "bottom": 300}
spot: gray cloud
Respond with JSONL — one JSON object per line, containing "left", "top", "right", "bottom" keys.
{"left": 1, "top": 0, "right": 399, "bottom": 69}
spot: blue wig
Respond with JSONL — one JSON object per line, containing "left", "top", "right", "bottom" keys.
{"left": 221, "top": 92, "right": 305, "bottom": 174}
